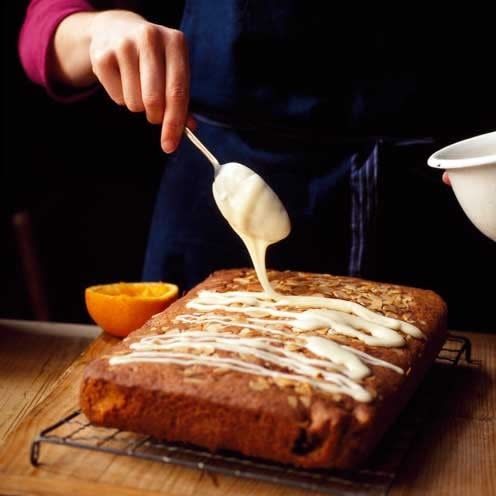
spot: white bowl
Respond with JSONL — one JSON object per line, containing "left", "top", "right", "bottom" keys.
{"left": 428, "top": 131, "right": 496, "bottom": 241}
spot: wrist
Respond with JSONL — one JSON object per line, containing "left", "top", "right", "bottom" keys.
{"left": 50, "top": 11, "right": 99, "bottom": 88}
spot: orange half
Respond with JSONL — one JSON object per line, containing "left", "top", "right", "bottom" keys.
{"left": 85, "top": 282, "right": 179, "bottom": 337}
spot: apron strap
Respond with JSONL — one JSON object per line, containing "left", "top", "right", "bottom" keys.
{"left": 349, "top": 142, "right": 380, "bottom": 276}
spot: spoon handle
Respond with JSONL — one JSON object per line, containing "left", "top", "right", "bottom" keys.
{"left": 184, "top": 127, "right": 220, "bottom": 173}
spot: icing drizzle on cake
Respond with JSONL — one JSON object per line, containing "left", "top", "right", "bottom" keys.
{"left": 109, "top": 286, "right": 424, "bottom": 402}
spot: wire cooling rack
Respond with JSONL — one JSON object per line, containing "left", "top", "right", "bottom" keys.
{"left": 30, "top": 334, "right": 471, "bottom": 496}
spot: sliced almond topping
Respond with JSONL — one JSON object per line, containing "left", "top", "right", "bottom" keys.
{"left": 183, "top": 367, "right": 198, "bottom": 376}
{"left": 274, "top": 377, "right": 294, "bottom": 388}
{"left": 183, "top": 378, "right": 204, "bottom": 385}
{"left": 213, "top": 366, "right": 229, "bottom": 375}
{"left": 285, "top": 343, "right": 301, "bottom": 352}
{"left": 287, "top": 396, "right": 298, "bottom": 408}
{"left": 249, "top": 378, "right": 270, "bottom": 392}
{"left": 367, "top": 294, "right": 383, "bottom": 310}
{"left": 205, "top": 323, "right": 224, "bottom": 332}
{"left": 295, "top": 382, "right": 312, "bottom": 396}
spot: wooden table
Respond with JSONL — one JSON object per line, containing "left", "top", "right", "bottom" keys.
{"left": 0, "top": 321, "right": 494, "bottom": 495}
{"left": 0, "top": 320, "right": 99, "bottom": 442}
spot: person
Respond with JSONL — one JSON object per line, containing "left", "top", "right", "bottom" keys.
{"left": 18, "top": 2, "right": 495, "bottom": 317}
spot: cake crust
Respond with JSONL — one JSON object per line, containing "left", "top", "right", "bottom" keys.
{"left": 81, "top": 269, "right": 447, "bottom": 468}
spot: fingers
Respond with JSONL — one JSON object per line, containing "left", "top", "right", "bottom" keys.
{"left": 91, "top": 49, "right": 124, "bottom": 105}
{"left": 442, "top": 172, "right": 451, "bottom": 186}
{"left": 115, "top": 39, "right": 144, "bottom": 112}
{"left": 138, "top": 24, "right": 165, "bottom": 124}
{"left": 89, "top": 19, "right": 190, "bottom": 153}
{"left": 161, "top": 30, "right": 189, "bottom": 153}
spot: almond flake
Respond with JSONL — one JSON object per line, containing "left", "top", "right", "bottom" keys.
{"left": 184, "top": 378, "right": 204, "bottom": 385}
{"left": 183, "top": 367, "right": 198, "bottom": 376}
{"left": 285, "top": 343, "right": 301, "bottom": 352}
{"left": 274, "top": 377, "right": 294, "bottom": 388}
{"left": 213, "top": 367, "right": 229, "bottom": 375}
{"left": 205, "top": 323, "right": 224, "bottom": 332}
{"left": 295, "top": 382, "right": 312, "bottom": 396}
{"left": 287, "top": 396, "right": 298, "bottom": 408}
{"left": 249, "top": 378, "right": 269, "bottom": 391}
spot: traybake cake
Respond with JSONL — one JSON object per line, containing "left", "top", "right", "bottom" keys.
{"left": 81, "top": 269, "right": 447, "bottom": 469}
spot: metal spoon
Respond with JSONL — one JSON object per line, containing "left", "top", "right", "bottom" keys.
{"left": 184, "top": 127, "right": 220, "bottom": 175}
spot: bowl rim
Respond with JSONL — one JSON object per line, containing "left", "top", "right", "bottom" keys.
{"left": 428, "top": 131, "right": 496, "bottom": 169}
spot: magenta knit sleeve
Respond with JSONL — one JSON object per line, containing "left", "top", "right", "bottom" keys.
{"left": 18, "top": 0, "right": 96, "bottom": 101}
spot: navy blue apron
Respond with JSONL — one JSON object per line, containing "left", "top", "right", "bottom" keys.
{"left": 142, "top": 0, "right": 496, "bottom": 328}
{"left": 142, "top": 1, "right": 440, "bottom": 290}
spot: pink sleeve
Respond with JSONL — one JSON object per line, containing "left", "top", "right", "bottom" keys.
{"left": 18, "top": 0, "right": 96, "bottom": 101}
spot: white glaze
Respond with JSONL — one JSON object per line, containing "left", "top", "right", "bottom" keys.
{"left": 110, "top": 330, "right": 373, "bottom": 401}
{"left": 185, "top": 290, "right": 423, "bottom": 347}
{"left": 110, "top": 287, "right": 423, "bottom": 402}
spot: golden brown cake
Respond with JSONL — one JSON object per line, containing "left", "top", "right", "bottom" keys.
{"left": 80, "top": 269, "right": 447, "bottom": 469}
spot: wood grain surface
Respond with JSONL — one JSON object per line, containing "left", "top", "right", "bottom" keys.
{"left": 0, "top": 321, "right": 97, "bottom": 442}
{"left": 0, "top": 323, "right": 494, "bottom": 496}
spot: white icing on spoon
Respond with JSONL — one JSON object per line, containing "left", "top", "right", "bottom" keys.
{"left": 212, "top": 162, "right": 290, "bottom": 294}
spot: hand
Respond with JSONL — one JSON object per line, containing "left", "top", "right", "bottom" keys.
{"left": 442, "top": 172, "right": 451, "bottom": 186}
{"left": 52, "top": 10, "right": 192, "bottom": 153}
{"left": 89, "top": 10, "right": 191, "bottom": 152}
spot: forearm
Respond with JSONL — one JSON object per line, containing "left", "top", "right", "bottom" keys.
{"left": 50, "top": 12, "right": 98, "bottom": 88}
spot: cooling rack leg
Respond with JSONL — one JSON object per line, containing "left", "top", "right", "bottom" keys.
{"left": 463, "top": 338, "right": 472, "bottom": 363}
{"left": 30, "top": 440, "right": 41, "bottom": 466}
